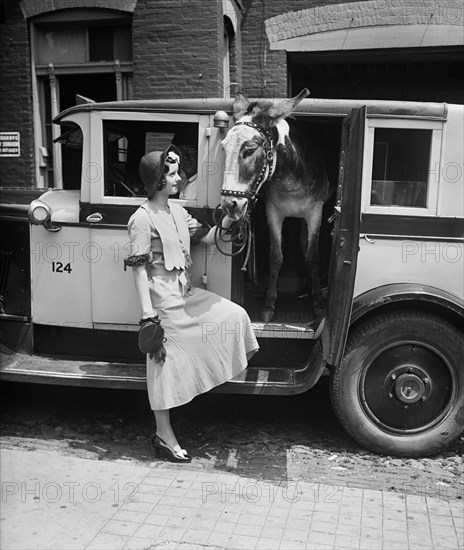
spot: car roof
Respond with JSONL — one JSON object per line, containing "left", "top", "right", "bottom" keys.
{"left": 54, "top": 97, "right": 449, "bottom": 123}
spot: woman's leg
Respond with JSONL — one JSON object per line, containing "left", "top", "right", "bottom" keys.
{"left": 153, "top": 409, "right": 188, "bottom": 456}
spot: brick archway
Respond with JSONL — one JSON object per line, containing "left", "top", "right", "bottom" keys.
{"left": 265, "top": 0, "right": 463, "bottom": 51}
{"left": 20, "top": 0, "right": 137, "bottom": 19}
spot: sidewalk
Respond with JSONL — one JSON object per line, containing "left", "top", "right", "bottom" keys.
{"left": 1, "top": 448, "right": 462, "bottom": 550}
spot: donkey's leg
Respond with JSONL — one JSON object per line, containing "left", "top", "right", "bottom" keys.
{"left": 304, "top": 201, "right": 324, "bottom": 313}
{"left": 262, "top": 204, "right": 284, "bottom": 323}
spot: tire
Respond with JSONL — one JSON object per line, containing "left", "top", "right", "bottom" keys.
{"left": 330, "top": 310, "right": 464, "bottom": 457}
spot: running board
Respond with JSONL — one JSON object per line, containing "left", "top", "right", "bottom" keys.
{"left": 91, "top": 319, "right": 324, "bottom": 340}
{"left": 250, "top": 319, "right": 323, "bottom": 339}
{"left": 0, "top": 348, "right": 324, "bottom": 394}
{"left": 0, "top": 350, "right": 146, "bottom": 389}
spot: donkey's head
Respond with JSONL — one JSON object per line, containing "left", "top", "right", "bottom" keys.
{"left": 220, "top": 89, "right": 309, "bottom": 220}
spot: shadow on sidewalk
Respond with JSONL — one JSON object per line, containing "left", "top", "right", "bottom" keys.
{"left": 0, "top": 380, "right": 350, "bottom": 480}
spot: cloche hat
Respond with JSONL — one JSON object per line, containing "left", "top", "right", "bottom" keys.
{"left": 139, "top": 144, "right": 181, "bottom": 198}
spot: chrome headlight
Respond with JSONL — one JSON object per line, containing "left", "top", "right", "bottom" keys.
{"left": 28, "top": 199, "right": 51, "bottom": 225}
{"left": 28, "top": 200, "right": 61, "bottom": 232}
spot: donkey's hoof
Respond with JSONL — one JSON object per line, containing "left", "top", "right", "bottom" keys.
{"left": 261, "top": 309, "right": 274, "bottom": 323}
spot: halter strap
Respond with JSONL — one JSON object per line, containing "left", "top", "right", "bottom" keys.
{"left": 220, "top": 120, "right": 276, "bottom": 205}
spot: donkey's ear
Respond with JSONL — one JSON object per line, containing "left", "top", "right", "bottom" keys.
{"left": 233, "top": 91, "right": 250, "bottom": 121}
{"left": 268, "top": 88, "right": 310, "bottom": 122}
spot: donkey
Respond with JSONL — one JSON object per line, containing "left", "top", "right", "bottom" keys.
{"left": 220, "top": 89, "right": 332, "bottom": 323}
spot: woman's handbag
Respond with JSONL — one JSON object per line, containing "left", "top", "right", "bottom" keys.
{"left": 138, "top": 316, "right": 166, "bottom": 364}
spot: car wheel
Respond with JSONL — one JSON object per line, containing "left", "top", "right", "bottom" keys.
{"left": 329, "top": 310, "right": 464, "bottom": 457}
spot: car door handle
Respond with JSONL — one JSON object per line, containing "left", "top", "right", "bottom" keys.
{"left": 363, "top": 234, "right": 376, "bottom": 244}
{"left": 86, "top": 212, "right": 103, "bottom": 223}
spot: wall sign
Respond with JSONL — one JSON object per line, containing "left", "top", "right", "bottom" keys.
{"left": 0, "top": 132, "right": 21, "bottom": 157}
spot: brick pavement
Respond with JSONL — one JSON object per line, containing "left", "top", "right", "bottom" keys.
{"left": 1, "top": 448, "right": 463, "bottom": 550}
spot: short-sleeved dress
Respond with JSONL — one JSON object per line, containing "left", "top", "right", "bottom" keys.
{"left": 126, "top": 200, "right": 259, "bottom": 410}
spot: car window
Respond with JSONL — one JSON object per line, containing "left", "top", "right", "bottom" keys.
{"left": 370, "top": 128, "right": 432, "bottom": 208}
{"left": 103, "top": 120, "right": 198, "bottom": 198}
{"left": 55, "top": 122, "right": 83, "bottom": 190}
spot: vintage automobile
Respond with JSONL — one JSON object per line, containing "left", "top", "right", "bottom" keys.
{"left": 1, "top": 97, "right": 463, "bottom": 457}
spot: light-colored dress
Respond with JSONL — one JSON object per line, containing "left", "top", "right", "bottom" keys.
{"left": 126, "top": 200, "right": 259, "bottom": 410}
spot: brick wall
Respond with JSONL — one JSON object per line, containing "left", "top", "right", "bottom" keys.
{"left": 240, "top": 0, "right": 372, "bottom": 98}
{"left": 133, "top": 0, "right": 223, "bottom": 100}
{"left": 240, "top": 0, "right": 296, "bottom": 98}
{"left": 0, "top": 0, "right": 34, "bottom": 188}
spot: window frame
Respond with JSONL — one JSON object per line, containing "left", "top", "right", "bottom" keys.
{"left": 35, "top": 23, "right": 133, "bottom": 67}
{"left": 91, "top": 111, "right": 207, "bottom": 207}
{"left": 362, "top": 117, "right": 443, "bottom": 216}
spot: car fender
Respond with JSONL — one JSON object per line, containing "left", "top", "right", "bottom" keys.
{"left": 351, "top": 283, "right": 464, "bottom": 328}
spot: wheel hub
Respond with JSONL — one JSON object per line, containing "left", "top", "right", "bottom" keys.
{"left": 385, "top": 365, "right": 432, "bottom": 405}
{"left": 394, "top": 373, "right": 426, "bottom": 404}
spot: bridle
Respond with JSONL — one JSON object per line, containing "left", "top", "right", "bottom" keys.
{"left": 214, "top": 120, "right": 277, "bottom": 270}
{"left": 220, "top": 120, "right": 276, "bottom": 206}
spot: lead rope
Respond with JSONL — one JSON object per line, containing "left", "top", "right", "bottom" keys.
{"left": 212, "top": 204, "right": 252, "bottom": 271}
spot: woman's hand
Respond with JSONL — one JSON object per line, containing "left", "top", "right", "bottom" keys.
{"left": 200, "top": 214, "right": 236, "bottom": 244}
{"left": 221, "top": 215, "right": 235, "bottom": 229}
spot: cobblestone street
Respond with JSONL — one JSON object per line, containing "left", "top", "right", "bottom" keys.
{"left": 1, "top": 381, "right": 463, "bottom": 549}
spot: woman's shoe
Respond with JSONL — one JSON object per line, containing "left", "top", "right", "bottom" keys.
{"left": 151, "top": 434, "right": 192, "bottom": 463}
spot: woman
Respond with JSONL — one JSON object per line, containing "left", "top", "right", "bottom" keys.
{"left": 125, "top": 145, "right": 259, "bottom": 463}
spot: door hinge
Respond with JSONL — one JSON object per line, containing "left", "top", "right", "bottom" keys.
{"left": 327, "top": 206, "right": 341, "bottom": 224}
